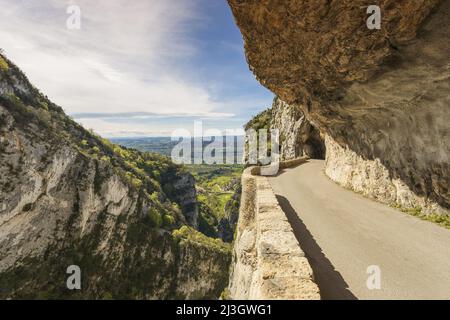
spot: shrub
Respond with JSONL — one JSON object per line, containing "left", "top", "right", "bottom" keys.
{"left": 163, "top": 214, "right": 175, "bottom": 227}
{"left": 171, "top": 203, "right": 181, "bottom": 214}
{"left": 130, "top": 178, "right": 143, "bottom": 189}
{"left": 39, "top": 101, "right": 49, "bottom": 111}
{"left": 152, "top": 170, "right": 161, "bottom": 180}
{"left": 102, "top": 292, "right": 113, "bottom": 300}
{"left": 126, "top": 172, "right": 143, "bottom": 189}
{"left": 245, "top": 108, "right": 271, "bottom": 131}
{"left": 92, "top": 146, "right": 100, "bottom": 154}
{"left": 101, "top": 138, "right": 113, "bottom": 149}
{"left": 172, "top": 226, "right": 230, "bottom": 252}
{"left": 220, "top": 289, "right": 230, "bottom": 300}
{"left": 149, "top": 192, "right": 159, "bottom": 203}
{"left": 100, "top": 155, "right": 110, "bottom": 162}
{"left": 147, "top": 207, "right": 162, "bottom": 228}
{"left": 35, "top": 109, "right": 52, "bottom": 128}
{"left": 0, "top": 56, "right": 9, "bottom": 71}
{"left": 5, "top": 95, "right": 35, "bottom": 122}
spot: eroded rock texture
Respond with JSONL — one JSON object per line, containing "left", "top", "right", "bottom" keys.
{"left": 271, "top": 97, "right": 325, "bottom": 161}
{"left": 229, "top": 0, "right": 450, "bottom": 214}
{"left": 243, "top": 97, "right": 325, "bottom": 163}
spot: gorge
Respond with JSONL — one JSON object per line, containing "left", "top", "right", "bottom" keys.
{"left": 0, "top": 53, "right": 231, "bottom": 299}
{"left": 0, "top": 0, "right": 449, "bottom": 301}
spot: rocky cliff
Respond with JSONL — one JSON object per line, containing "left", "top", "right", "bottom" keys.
{"left": 0, "top": 54, "right": 230, "bottom": 299}
{"left": 230, "top": 0, "right": 449, "bottom": 215}
{"left": 245, "top": 97, "right": 325, "bottom": 162}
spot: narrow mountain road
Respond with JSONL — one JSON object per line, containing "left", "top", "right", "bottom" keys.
{"left": 269, "top": 160, "right": 450, "bottom": 300}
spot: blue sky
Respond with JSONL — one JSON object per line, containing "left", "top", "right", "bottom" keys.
{"left": 0, "top": 0, "right": 273, "bottom": 137}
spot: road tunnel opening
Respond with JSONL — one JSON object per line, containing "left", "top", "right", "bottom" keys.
{"left": 303, "top": 125, "right": 326, "bottom": 160}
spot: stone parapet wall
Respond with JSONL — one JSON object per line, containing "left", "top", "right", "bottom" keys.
{"left": 228, "top": 165, "right": 320, "bottom": 299}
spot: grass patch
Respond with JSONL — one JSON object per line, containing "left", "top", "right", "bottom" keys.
{"left": 391, "top": 204, "right": 450, "bottom": 230}
{"left": 325, "top": 176, "right": 450, "bottom": 231}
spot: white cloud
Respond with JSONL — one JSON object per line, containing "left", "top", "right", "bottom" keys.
{"left": 0, "top": 0, "right": 234, "bottom": 130}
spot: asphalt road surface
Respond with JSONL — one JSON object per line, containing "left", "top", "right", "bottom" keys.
{"left": 269, "top": 160, "right": 450, "bottom": 300}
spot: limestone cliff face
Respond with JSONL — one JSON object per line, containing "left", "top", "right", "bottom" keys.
{"left": 171, "top": 173, "right": 198, "bottom": 228}
{"left": 244, "top": 97, "right": 325, "bottom": 163}
{"left": 271, "top": 97, "right": 325, "bottom": 161}
{"left": 0, "top": 55, "right": 230, "bottom": 299}
{"left": 229, "top": 0, "right": 450, "bottom": 215}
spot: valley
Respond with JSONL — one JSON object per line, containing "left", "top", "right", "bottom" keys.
{"left": 111, "top": 137, "right": 244, "bottom": 243}
{"left": 0, "top": 0, "right": 449, "bottom": 302}
{"left": 0, "top": 54, "right": 233, "bottom": 299}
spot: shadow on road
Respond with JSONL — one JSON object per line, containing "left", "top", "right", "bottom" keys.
{"left": 276, "top": 195, "right": 357, "bottom": 300}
